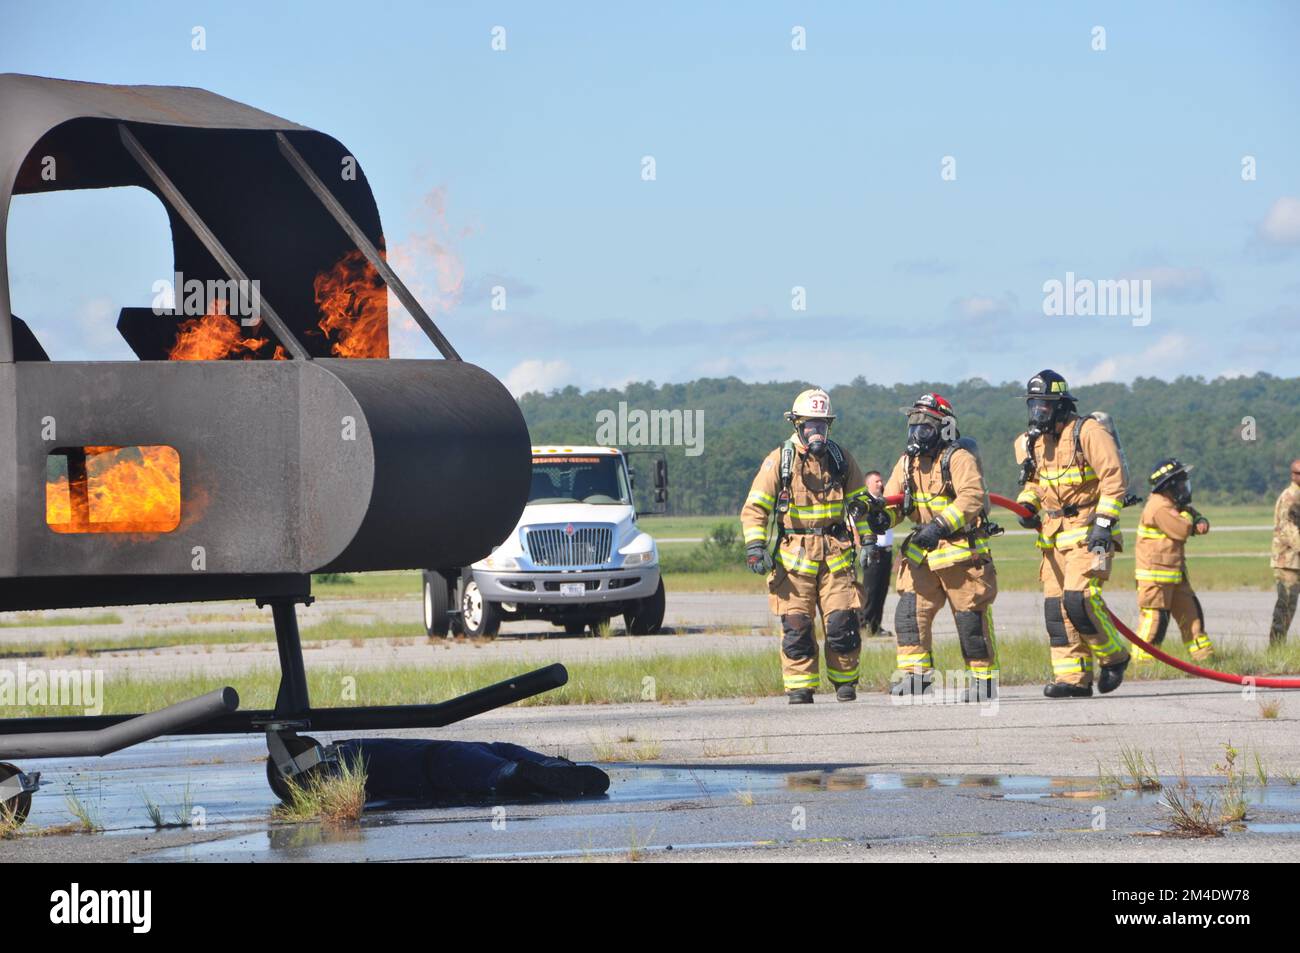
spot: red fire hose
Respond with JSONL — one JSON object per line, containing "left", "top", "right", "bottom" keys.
{"left": 880, "top": 492, "right": 1300, "bottom": 688}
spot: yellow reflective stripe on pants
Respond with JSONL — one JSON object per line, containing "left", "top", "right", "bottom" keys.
{"left": 896, "top": 651, "right": 932, "bottom": 671}
{"left": 967, "top": 660, "right": 998, "bottom": 680}
{"left": 1053, "top": 657, "right": 1088, "bottom": 675}
{"left": 1087, "top": 579, "right": 1127, "bottom": 660}
{"left": 1132, "top": 609, "right": 1159, "bottom": 660}
{"left": 1135, "top": 568, "right": 1183, "bottom": 584}
{"left": 827, "top": 666, "right": 859, "bottom": 684}
{"left": 1190, "top": 634, "right": 1213, "bottom": 654}
{"left": 783, "top": 672, "right": 820, "bottom": 690}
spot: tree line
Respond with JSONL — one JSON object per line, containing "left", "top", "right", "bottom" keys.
{"left": 519, "top": 374, "right": 1298, "bottom": 515}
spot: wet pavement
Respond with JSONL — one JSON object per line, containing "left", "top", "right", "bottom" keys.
{"left": 4, "top": 712, "right": 1299, "bottom": 862}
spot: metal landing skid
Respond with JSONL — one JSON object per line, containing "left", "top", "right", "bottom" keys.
{"left": 0, "top": 592, "right": 569, "bottom": 825}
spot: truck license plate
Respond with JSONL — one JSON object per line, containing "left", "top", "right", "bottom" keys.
{"left": 560, "top": 583, "right": 586, "bottom": 597}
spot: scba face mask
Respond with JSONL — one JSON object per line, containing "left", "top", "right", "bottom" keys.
{"left": 800, "top": 419, "right": 829, "bottom": 455}
{"left": 1170, "top": 475, "right": 1192, "bottom": 506}
{"left": 906, "top": 421, "right": 939, "bottom": 456}
{"left": 1026, "top": 398, "right": 1056, "bottom": 437}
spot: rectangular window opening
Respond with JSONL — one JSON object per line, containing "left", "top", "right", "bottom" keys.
{"left": 46, "top": 445, "right": 181, "bottom": 534}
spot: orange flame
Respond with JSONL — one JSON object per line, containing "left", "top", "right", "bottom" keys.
{"left": 313, "top": 250, "right": 389, "bottom": 358}
{"left": 46, "top": 446, "right": 181, "bottom": 534}
{"left": 169, "top": 309, "right": 273, "bottom": 361}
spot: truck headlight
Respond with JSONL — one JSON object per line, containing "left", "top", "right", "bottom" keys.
{"left": 483, "top": 553, "right": 520, "bottom": 571}
{"left": 622, "top": 550, "right": 655, "bottom": 566}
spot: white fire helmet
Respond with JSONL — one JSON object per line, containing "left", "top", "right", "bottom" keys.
{"left": 785, "top": 388, "right": 836, "bottom": 424}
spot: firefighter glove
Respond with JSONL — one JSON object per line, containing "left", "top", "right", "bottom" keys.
{"left": 912, "top": 520, "right": 947, "bottom": 552}
{"left": 1017, "top": 503, "right": 1041, "bottom": 530}
{"left": 864, "top": 495, "right": 892, "bottom": 534}
{"left": 746, "top": 543, "right": 773, "bottom": 574}
{"left": 1087, "top": 516, "right": 1116, "bottom": 553}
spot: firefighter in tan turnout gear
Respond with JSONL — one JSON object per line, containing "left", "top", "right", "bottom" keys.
{"left": 1014, "top": 370, "right": 1131, "bottom": 698}
{"left": 1132, "top": 459, "right": 1214, "bottom": 663}
{"left": 740, "top": 389, "right": 875, "bottom": 703}
{"left": 880, "top": 394, "right": 1000, "bottom": 701}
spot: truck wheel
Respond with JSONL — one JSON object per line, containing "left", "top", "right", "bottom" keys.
{"left": 563, "top": 621, "right": 586, "bottom": 635}
{"left": 624, "top": 578, "right": 666, "bottom": 635}
{"left": 460, "top": 578, "right": 501, "bottom": 638}
{"left": 422, "top": 570, "right": 451, "bottom": 638}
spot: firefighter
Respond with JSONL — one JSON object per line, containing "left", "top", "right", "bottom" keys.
{"left": 1132, "top": 459, "right": 1214, "bottom": 663}
{"left": 1269, "top": 459, "right": 1300, "bottom": 645}
{"left": 879, "top": 394, "right": 1000, "bottom": 701}
{"left": 740, "top": 388, "right": 876, "bottom": 703}
{"left": 1014, "top": 370, "right": 1130, "bottom": 697}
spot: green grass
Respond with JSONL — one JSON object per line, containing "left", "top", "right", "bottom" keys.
{"left": 0, "top": 612, "right": 122, "bottom": 628}
{"left": 312, "top": 571, "right": 422, "bottom": 600}
{"left": 1, "top": 616, "right": 428, "bottom": 660}
{"left": 5, "top": 636, "right": 1300, "bottom": 718}
{"left": 272, "top": 751, "right": 368, "bottom": 825}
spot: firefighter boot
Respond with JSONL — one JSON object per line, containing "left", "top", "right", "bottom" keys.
{"left": 788, "top": 688, "right": 815, "bottom": 705}
{"left": 962, "top": 679, "right": 997, "bottom": 703}
{"left": 836, "top": 682, "right": 857, "bottom": 702}
{"left": 1043, "top": 681, "right": 1093, "bottom": 698}
{"left": 1098, "top": 658, "right": 1129, "bottom": 694}
{"left": 890, "top": 672, "right": 933, "bottom": 697}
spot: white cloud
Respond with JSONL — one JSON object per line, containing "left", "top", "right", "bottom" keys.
{"left": 951, "top": 292, "right": 1017, "bottom": 320}
{"left": 1257, "top": 196, "right": 1300, "bottom": 246}
{"left": 1064, "top": 333, "right": 1193, "bottom": 385}
{"left": 1121, "top": 265, "right": 1215, "bottom": 303}
{"left": 503, "top": 358, "right": 574, "bottom": 397}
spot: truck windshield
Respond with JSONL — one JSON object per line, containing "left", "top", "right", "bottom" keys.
{"left": 529, "top": 455, "right": 631, "bottom": 505}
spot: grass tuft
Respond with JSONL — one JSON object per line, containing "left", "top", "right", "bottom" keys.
{"left": 272, "top": 752, "right": 367, "bottom": 826}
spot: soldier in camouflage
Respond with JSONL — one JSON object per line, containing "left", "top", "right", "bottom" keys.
{"left": 1269, "top": 459, "right": 1300, "bottom": 645}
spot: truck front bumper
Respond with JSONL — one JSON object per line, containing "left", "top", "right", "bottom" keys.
{"left": 475, "top": 567, "right": 661, "bottom": 605}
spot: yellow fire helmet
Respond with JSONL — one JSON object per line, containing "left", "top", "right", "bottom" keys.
{"left": 784, "top": 387, "right": 836, "bottom": 424}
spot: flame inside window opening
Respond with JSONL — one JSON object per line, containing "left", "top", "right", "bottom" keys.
{"left": 168, "top": 309, "right": 284, "bottom": 361}
{"left": 46, "top": 446, "right": 182, "bottom": 534}
{"left": 314, "top": 249, "right": 389, "bottom": 358}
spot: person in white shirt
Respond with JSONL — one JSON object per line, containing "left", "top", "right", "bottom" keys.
{"left": 858, "top": 470, "right": 894, "bottom": 637}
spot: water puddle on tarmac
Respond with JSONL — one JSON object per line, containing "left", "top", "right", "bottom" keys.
{"left": 8, "top": 736, "right": 1299, "bottom": 861}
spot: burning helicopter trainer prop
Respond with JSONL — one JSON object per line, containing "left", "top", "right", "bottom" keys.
{"left": 0, "top": 74, "right": 564, "bottom": 822}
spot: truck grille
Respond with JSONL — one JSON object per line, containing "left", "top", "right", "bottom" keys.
{"left": 525, "top": 525, "right": 614, "bottom": 567}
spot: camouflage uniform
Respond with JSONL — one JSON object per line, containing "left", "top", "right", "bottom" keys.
{"left": 1270, "top": 482, "right": 1300, "bottom": 644}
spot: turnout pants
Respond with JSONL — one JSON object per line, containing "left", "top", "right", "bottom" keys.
{"left": 893, "top": 556, "right": 999, "bottom": 684}
{"left": 1271, "top": 568, "right": 1300, "bottom": 645}
{"left": 1134, "top": 578, "right": 1213, "bottom": 662}
{"left": 769, "top": 560, "right": 862, "bottom": 691}
{"left": 1039, "top": 545, "right": 1129, "bottom": 686}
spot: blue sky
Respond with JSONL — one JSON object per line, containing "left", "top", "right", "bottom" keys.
{"left": 4, "top": 1, "right": 1299, "bottom": 394}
